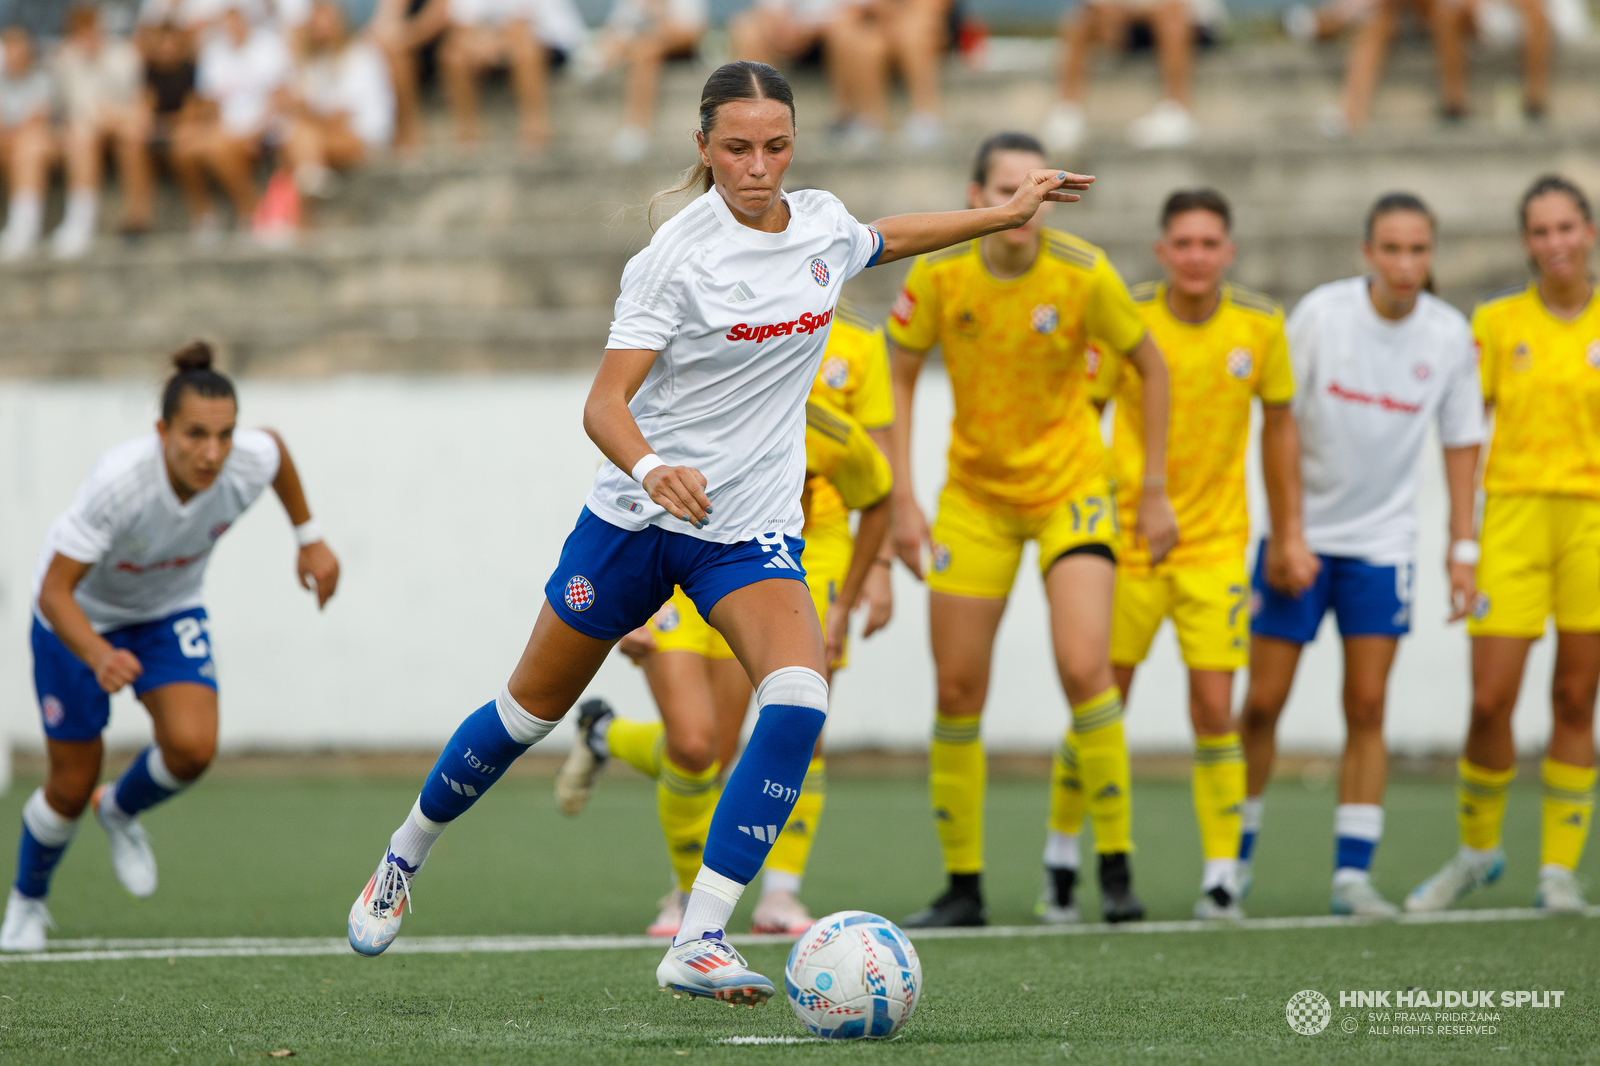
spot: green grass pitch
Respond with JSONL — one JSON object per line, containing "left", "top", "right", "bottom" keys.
{"left": 1, "top": 768, "right": 1596, "bottom": 1064}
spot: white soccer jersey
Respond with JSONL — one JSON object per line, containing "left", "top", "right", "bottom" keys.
{"left": 1285, "top": 276, "right": 1485, "bottom": 564}
{"left": 588, "top": 186, "right": 882, "bottom": 544}
{"left": 31, "top": 430, "right": 282, "bottom": 632}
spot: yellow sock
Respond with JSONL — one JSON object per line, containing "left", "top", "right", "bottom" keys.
{"left": 1048, "top": 730, "right": 1085, "bottom": 835}
{"left": 1540, "top": 758, "right": 1596, "bottom": 870}
{"left": 1457, "top": 759, "right": 1517, "bottom": 851}
{"left": 659, "top": 756, "right": 720, "bottom": 893}
{"left": 930, "top": 714, "right": 985, "bottom": 874}
{"left": 766, "top": 757, "right": 826, "bottom": 879}
{"left": 1072, "top": 688, "right": 1132, "bottom": 854}
{"left": 1193, "top": 733, "right": 1246, "bottom": 862}
{"left": 607, "top": 718, "right": 664, "bottom": 780}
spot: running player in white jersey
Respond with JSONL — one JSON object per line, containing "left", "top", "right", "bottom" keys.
{"left": 345, "top": 61, "right": 1092, "bottom": 1008}
{"left": 0, "top": 343, "right": 340, "bottom": 952}
{"left": 1238, "top": 194, "right": 1483, "bottom": 917}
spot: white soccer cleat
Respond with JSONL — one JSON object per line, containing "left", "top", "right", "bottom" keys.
{"left": 1034, "top": 869, "right": 1080, "bottom": 925}
{"left": 647, "top": 888, "right": 686, "bottom": 939}
{"left": 1235, "top": 859, "right": 1254, "bottom": 900}
{"left": 1405, "top": 848, "right": 1504, "bottom": 913}
{"left": 92, "top": 784, "right": 157, "bottom": 898}
{"left": 1126, "top": 100, "right": 1199, "bottom": 149}
{"left": 347, "top": 853, "right": 414, "bottom": 957}
{"left": 1193, "top": 886, "right": 1245, "bottom": 920}
{"left": 1041, "top": 101, "right": 1088, "bottom": 154}
{"left": 0, "top": 890, "right": 52, "bottom": 952}
{"left": 1535, "top": 867, "right": 1587, "bottom": 913}
{"left": 554, "top": 698, "right": 613, "bottom": 817}
{"left": 656, "top": 937, "right": 774, "bottom": 1006}
{"left": 749, "top": 890, "right": 813, "bottom": 936}
{"left": 1331, "top": 876, "right": 1400, "bottom": 917}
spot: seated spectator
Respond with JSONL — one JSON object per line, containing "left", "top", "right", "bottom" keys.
{"left": 582, "top": 0, "right": 706, "bottom": 162}
{"left": 170, "top": 3, "right": 291, "bottom": 239}
{"left": 279, "top": 0, "right": 395, "bottom": 198}
{"left": 140, "top": 18, "right": 198, "bottom": 147}
{"left": 826, "top": 0, "right": 951, "bottom": 152}
{"left": 51, "top": 5, "right": 152, "bottom": 257}
{"left": 0, "top": 26, "right": 57, "bottom": 261}
{"left": 729, "top": 0, "right": 838, "bottom": 69}
{"left": 366, "top": 0, "right": 438, "bottom": 150}
{"left": 1042, "top": 0, "right": 1224, "bottom": 151}
{"left": 436, "top": 0, "right": 587, "bottom": 148}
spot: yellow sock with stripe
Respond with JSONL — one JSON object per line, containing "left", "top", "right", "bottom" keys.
{"left": 1048, "top": 730, "right": 1085, "bottom": 838}
{"left": 1540, "top": 758, "right": 1596, "bottom": 871}
{"left": 764, "top": 757, "right": 826, "bottom": 889}
{"left": 659, "top": 756, "right": 720, "bottom": 893}
{"left": 930, "top": 714, "right": 985, "bottom": 874}
{"left": 1072, "top": 688, "right": 1132, "bottom": 854}
{"left": 1193, "top": 734, "right": 1245, "bottom": 886}
{"left": 1457, "top": 759, "right": 1517, "bottom": 852}
{"left": 607, "top": 718, "right": 664, "bottom": 780}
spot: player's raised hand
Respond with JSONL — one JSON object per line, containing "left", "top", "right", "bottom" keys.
{"left": 1136, "top": 488, "right": 1180, "bottom": 566}
{"left": 892, "top": 495, "right": 931, "bottom": 580}
{"left": 298, "top": 541, "right": 341, "bottom": 609}
{"left": 644, "top": 465, "right": 713, "bottom": 528}
{"left": 94, "top": 646, "right": 142, "bottom": 694}
{"left": 617, "top": 625, "right": 658, "bottom": 664}
{"left": 1006, "top": 169, "right": 1095, "bottom": 223}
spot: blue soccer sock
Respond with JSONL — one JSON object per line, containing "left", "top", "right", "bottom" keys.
{"left": 676, "top": 667, "right": 828, "bottom": 945}
{"left": 1238, "top": 796, "right": 1264, "bottom": 862}
{"left": 412, "top": 687, "right": 559, "bottom": 830}
{"left": 14, "top": 788, "right": 78, "bottom": 900}
{"left": 1333, "top": 803, "right": 1383, "bottom": 884}
{"left": 106, "top": 746, "right": 188, "bottom": 822}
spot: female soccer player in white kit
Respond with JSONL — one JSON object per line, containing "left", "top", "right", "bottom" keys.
{"left": 1238, "top": 194, "right": 1484, "bottom": 916}
{"left": 1, "top": 343, "right": 340, "bottom": 952}
{"left": 345, "top": 60, "right": 1092, "bottom": 1007}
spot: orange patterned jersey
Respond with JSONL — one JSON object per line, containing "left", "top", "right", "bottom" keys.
{"left": 805, "top": 298, "right": 894, "bottom": 531}
{"left": 1474, "top": 283, "right": 1600, "bottom": 498}
{"left": 886, "top": 230, "right": 1147, "bottom": 510}
{"left": 1095, "top": 281, "right": 1294, "bottom": 570}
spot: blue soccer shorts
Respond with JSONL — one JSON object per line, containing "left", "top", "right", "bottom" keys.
{"left": 31, "top": 606, "right": 218, "bottom": 742}
{"left": 544, "top": 508, "right": 809, "bottom": 641}
{"left": 1249, "top": 539, "right": 1413, "bottom": 644}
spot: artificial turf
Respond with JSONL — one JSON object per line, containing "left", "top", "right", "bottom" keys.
{"left": 0, "top": 768, "right": 1596, "bottom": 1064}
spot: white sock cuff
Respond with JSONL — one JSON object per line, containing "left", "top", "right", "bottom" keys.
{"left": 1334, "top": 803, "right": 1383, "bottom": 842}
{"left": 755, "top": 666, "right": 829, "bottom": 713}
{"left": 1043, "top": 829, "right": 1080, "bottom": 870}
{"left": 1202, "top": 857, "right": 1236, "bottom": 891}
{"left": 762, "top": 869, "right": 802, "bottom": 896}
{"left": 409, "top": 796, "right": 447, "bottom": 835}
{"left": 691, "top": 865, "right": 747, "bottom": 906}
{"left": 22, "top": 788, "right": 77, "bottom": 846}
{"left": 496, "top": 686, "right": 559, "bottom": 745}
{"left": 1240, "top": 797, "right": 1265, "bottom": 833}
{"left": 147, "top": 747, "right": 185, "bottom": 792}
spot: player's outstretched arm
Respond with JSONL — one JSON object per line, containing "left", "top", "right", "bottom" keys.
{"left": 1260, "top": 405, "right": 1320, "bottom": 597}
{"left": 1442, "top": 443, "right": 1481, "bottom": 622}
{"left": 37, "top": 553, "right": 143, "bottom": 693}
{"left": 887, "top": 344, "right": 929, "bottom": 578}
{"left": 1124, "top": 333, "right": 1180, "bottom": 564}
{"left": 583, "top": 348, "right": 713, "bottom": 527}
{"left": 266, "top": 430, "right": 340, "bottom": 609}
{"left": 860, "top": 427, "right": 896, "bottom": 638}
{"left": 870, "top": 169, "right": 1094, "bottom": 266}
{"left": 827, "top": 497, "right": 891, "bottom": 667}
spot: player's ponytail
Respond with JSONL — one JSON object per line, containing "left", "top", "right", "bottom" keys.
{"left": 161, "top": 341, "right": 237, "bottom": 422}
{"left": 648, "top": 61, "right": 796, "bottom": 229}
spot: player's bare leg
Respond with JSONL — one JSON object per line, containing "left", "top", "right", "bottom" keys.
{"left": 1237, "top": 634, "right": 1303, "bottom": 898}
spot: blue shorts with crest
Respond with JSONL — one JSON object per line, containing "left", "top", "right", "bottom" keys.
{"left": 1249, "top": 539, "right": 1413, "bottom": 644}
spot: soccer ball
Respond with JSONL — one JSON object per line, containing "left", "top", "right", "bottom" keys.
{"left": 784, "top": 910, "right": 922, "bottom": 1039}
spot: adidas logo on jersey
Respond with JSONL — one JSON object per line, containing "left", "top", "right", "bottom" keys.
{"left": 728, "top": 280, "right": 756, "bottom": 303}
{"left": 738, "top": 824, "right": 782, "bottom": 842}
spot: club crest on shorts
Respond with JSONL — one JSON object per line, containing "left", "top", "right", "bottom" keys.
{"left": 653, "top": 602, "right": 681, "bottom": 632}
{"left": 810, "top": 258, "right": 830, "bottom": 287}
{"left": 1225, "top": 347, "right": 1254, "bottom": 380}
{"left": 1470, "top": 591, "right": 1491, "bottom": 621}
{"left": 1587, "top": 340, "right": 1600, "bottom": 370}
{"left": 41, "top": 694, "right": 64, "bottom": 729}
{"left": 931, "top": 543, "right": 952, "bottom": 574}
{"left": 564, "top": 575, "right": 596, "bottom": 612}
{"left": 822, "top": 356, "right": 850, "bottom": 389}
{"left": 1031, "top": 304, "right": 1059, "bottom": 334}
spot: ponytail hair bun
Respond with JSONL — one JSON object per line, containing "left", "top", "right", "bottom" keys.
{"left": 161, "top": 340, "right": 236, "bottom": 422}
{"left": 171, "top": 341, "right": 215, "bottom": 374}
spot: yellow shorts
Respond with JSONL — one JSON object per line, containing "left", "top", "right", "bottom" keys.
{"left": 927, "top": 479, "right": 1118, "bottom": 599}
{"left": 1110, "top": 560, "right": 1250, "bottom": 672}
{"left": 804, "top": 515, "right": 854, "bottom": 669}
{"left": 1468, "top": 494, "right": 1600, "bottom": 638}
{"left": 647, "top": 587, "right": 735, "bottom": 659}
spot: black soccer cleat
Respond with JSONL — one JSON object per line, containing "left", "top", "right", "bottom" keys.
{"left": 903, "top": 876, "right": 987, "bottom": 928}
{"left": 1097, "top": 852, "right": 1145, "bottom": 924}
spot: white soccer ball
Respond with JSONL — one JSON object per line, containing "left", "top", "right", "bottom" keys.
{"left": 784, "top": 910, "right": 922, "bottom": 1039}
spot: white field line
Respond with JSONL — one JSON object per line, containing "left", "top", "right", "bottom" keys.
{"left": 6, "top": 906, "right": 1595, "bottom": 965}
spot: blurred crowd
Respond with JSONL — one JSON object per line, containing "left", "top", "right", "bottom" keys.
{"left": 0, "top": 0, "right": 1588, "bottom": 259}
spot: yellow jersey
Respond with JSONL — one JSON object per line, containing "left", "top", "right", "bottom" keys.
{"left": 805, "top": 299, "right": 894, "bottom": 531}
{"left": 804, "top": 398, "right": 893, "bottom": 517}
{"left": 886, "top": 230, "right": 1147, "bottom": 510}
{"left": 1473, "top": 282, "right": 1600, "bottom": 498}
{"left": 1095, "top": 281, "right": 1294, "bottom": 570}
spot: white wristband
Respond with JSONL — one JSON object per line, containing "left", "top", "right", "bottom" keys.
{"left": 1449, "top": 539, "right": 1480, "bottom": 565}
{"left": 631, "top": 453, "right": 665, "bottom": 485}
{"left": 294, "top": 519, "right": 323, "bottom": 547}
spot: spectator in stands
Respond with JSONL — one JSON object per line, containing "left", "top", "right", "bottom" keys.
{"left": 51, "top": 5, "right": 152, "bottom": 257}
{"left": 278, "top": 0, "right": 395, "bottom": 199}
{"left": 1430, "top": 0, "right": 1558, "bottom": 121}
{"left": 729, "top": 0, "right": 837, "bottom": 70}
{"left": 366, "top": 0, "right": 436, "bottom": 151}
{"left": 170, "top": 2, "right": 291, "bottom": 240}
{"left": 581, "top": 0, "right": 707, "bottom": 162}
{"left": 140, "top": 18, "right": 198, "bottom": 148}
{"left": 827, "top": 0, "right": 950, "bottom": 151}
{"left": 437, "top": 0, "right": 587, "bottom": 148}
{"left": 1042, "top": 0, "right": 1224, "bottom": 151}
{"left": 0, "top": 26, "right": 57, "bottom": 262}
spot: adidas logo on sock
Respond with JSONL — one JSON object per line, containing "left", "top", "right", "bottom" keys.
{"left": 738, "top": 824, "right": 781, "bottom": 842}
{"left": 440, "top": 772, "right": 478, "bottom": 797}
{"left": 1097, "top": 783, "right": 1122, "bottom": 800}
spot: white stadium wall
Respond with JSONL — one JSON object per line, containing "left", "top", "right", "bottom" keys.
{"left": 0, "top": 372, "right": 1563, "bottom": 757}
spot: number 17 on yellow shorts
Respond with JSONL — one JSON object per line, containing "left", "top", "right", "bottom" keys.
{"left": 926, "top": 480, "right": 1118, "bottom": 600}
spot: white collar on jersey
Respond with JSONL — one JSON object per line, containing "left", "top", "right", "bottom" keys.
{"left": 705, "top": 186, "right": 795, "bottom": 248}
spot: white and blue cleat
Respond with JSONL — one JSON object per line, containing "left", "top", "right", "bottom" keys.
{"left": 347, "top": 852, "right": 414, "bottom": 957}
{"left": 1404, "top": 848, "right": 1504, "bottom": 913}
{"left": 656, "top": 937, "right": 774, "bottom": 1007}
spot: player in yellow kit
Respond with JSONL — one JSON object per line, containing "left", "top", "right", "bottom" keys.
{"left": 888, "top": 132, "right": 1178, "bottom": 927}
{"left": 1083, "top": 189, "right": 1316, "bottom": 921}
{"left": 1408, "top": 175, "right": 1600, "bottom": 914}
{"left": 554, "top": 302, "right": 896, "bottom": 936}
